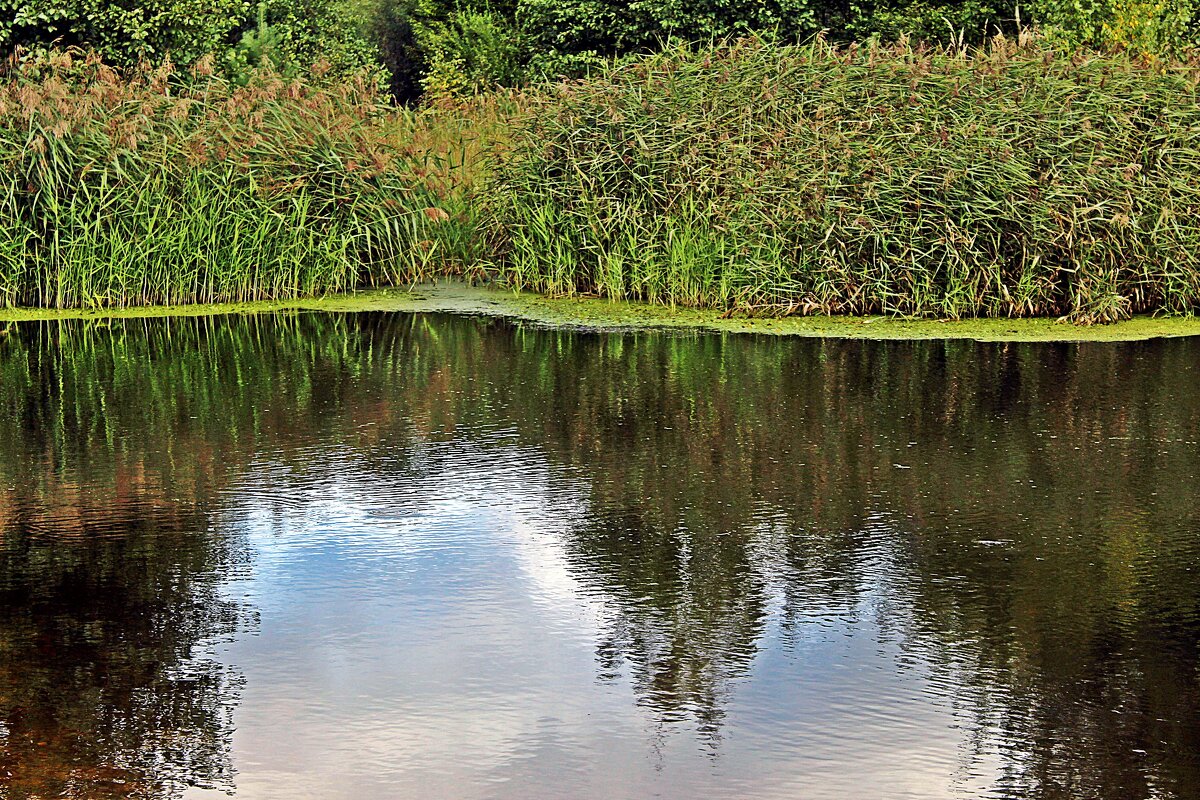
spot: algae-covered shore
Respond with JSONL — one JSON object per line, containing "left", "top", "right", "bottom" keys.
{"left": 4, "top": 283, "right": 1199, "bottom": 342}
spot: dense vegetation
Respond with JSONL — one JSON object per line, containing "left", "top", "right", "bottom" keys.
{"left": 491, "top": 39, "right": 1200, "bottom": 322}
{"left": 0, "top": 52, "right": 479, "bottom": 307}
{"left": 388, "top": 0, "right": 1199, "bottom": 98}
{"left": 1, "top": 0, "right": 378, "bottom": 79}
{"left": 4, "top": 0, "right": 1199, "bottom": 100}
{"left": 2, "top": 1, "right": 1200, "bottom": 320}
{"left": 3, "top": 39, "right": 1200, "bottom": 320}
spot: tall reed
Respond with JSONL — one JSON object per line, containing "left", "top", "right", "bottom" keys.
{"left": 486, "top": 37, "right": 1200, "bottom": 322}
{"left": 7, "top": 43, "right": 1200, "bottom": 322}
{"left": 0, "top": 50, "right": 473, "bottom": 308}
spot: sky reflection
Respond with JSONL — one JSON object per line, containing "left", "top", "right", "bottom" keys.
{"left": 2, "top": 312, "right": 1197, "bottom": 799}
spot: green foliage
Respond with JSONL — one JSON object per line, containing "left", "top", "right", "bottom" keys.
{"left": 1, "top": 0, "right": 247, "bottom": 65}
{"left": 366, "top": 0, "right": 525, "bottom": 101}
{"left": 7, "top": 0, "right": 1196, "bottom": 101}
{"left": 1030, "top": 0, "right": 1199, "bottom": 56}
{"left": 252, "top": 0, "right": 383, "bottom": 75}
{"left": 226, "top": 2, "right": 289, "bottom": 81}
{"left": 419, "top": 7, "right": 527, "bottom": 97}
{"left": 366, "top": 0, "right": 1199, "bottom": 99}
{"left": 1, "top": 0, "right": 382, "bottom": 79}
{"left": 516, "top": 0, "right": 823, "bottom": 57}
{"left": 0, "top": 53, "right": 470, "bottom": 309}
{"left": 6, "top": 36, "right": 1200, "bottom": 321}
{"left": 850, "top": 0, "right": 1020, "bottom": 43}
{"left": 486, "top": 38, "right": 1200, "bottom": 322}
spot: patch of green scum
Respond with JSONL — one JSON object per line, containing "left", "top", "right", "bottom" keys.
{"left": 485, "top": 290, "right": 1200, "bottom": 341}
{"left": 3, "top": 282, "right": 1200, "bottom": 341}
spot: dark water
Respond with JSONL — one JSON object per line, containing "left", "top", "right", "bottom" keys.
{"left": 0, "top": 313, "right": 1198, "bottom": 800}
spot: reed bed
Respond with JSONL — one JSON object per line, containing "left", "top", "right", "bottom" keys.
{"left": 6, "top": 43, "right": 1200, "bottom": 321}
{"left": 487, "top": 38, "right": 1200, "bottom": 322}
{"left": 0, "top": 51, "right": 474, "bottom": 309}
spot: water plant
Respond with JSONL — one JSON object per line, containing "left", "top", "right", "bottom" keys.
{"left": 487, "top": 37, "right": 1200, "bottom": 322}
{"left": 5, "top": 40, "right": 1200, "bottom": 322}
{"left": 0, "top": 50, "right": 473, "bottom": 308}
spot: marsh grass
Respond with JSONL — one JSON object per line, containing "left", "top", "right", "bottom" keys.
{"left": 6, "top": 42, "right": 1200, "bottom": 322}
{"left": 487, "top": 37, "right": 1200, "bottom": 322}
{"left": 0, "top": 50, "right": 480, "bottom": 308}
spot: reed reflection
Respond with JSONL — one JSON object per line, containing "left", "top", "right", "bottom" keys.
{"left": 0, "top": 312, "right": 1197, "bottom": 799}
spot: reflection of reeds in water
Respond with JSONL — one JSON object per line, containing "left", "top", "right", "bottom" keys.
{"left": 2, "top": 314, "right": 1199, "bottom": 796}
{"left": 490, "top": 37, "right": 1200, "bottom": 322}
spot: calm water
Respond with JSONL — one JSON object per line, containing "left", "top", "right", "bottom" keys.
{"left": 0, "top": 312, "right": 1198, "bottom": 800}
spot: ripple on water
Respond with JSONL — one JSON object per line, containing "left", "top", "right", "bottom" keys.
{"left": 0, "top": 314, "right": 1197, "bottom": 799}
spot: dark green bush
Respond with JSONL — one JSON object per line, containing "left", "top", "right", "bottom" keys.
{"left": 1, "top": 0, "right": 245, "bottom": 65}
{"left": 516, "top": 0, "right": 1025, "bottom": 59}
{"left": 486, "top": 38, "right": 1200, "bottom": 322}
{"left": 517, "top": 0, "right": 822, "bottom": 58}
{"left": 1, "top": 0, "right": 380, "bottom": 78}
{"left": 851, "top": 0, "right": 1020, "bottom": 43}
{"left": 368, "top": 0, "right": 429, "bottom": 101}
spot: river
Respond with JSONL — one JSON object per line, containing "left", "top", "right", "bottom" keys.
{"left": 1, "top": 312, "right": 1197, "bottom": 799}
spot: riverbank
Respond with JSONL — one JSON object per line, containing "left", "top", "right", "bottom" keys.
{"left": 4, "top": 282, "right": 1200, "bottom": 341}
{"left": 488, "top": 39, "right": 1200, "bottom": 324}
{"left": 4, "top": 43, "right": 1200, "bottom": 324}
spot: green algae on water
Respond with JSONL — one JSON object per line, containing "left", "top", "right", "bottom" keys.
{"left": 3, "top": 283, "right": 1200, "bottom": 342}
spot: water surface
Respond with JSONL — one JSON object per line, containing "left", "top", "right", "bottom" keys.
{"left": 1, "top": 313, "right": 1197, "bottom": 799}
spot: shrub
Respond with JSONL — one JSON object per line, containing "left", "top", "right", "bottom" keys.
{"left": 1, "top": 0, "right": 244, "bottom": 65}
{"left": 485, "top": 38, "right": 1200, "bottom": 322}
{"left": 1033, "top": 0, "right": 1199, "bottom": 57}
{"left": 1, "top": 0, "right": 381, "bottom": 79}
{"left": 851, "top": 0, "right": 1021, "bottom": 44}
{"left": 419, "top": 7, "right": 527, "bottom": 97}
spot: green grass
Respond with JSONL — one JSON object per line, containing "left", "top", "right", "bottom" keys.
{"left": 5, "top": 42, "right": 1200, "bottom": 323}
{"left": 0, "top": 51, "right": 479, "bottom": 308}
{"left": 486, "top": 37, "right": 1200, "bottom": 323}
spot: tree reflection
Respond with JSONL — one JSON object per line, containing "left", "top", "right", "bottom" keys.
{"left": 1, "top": 312, "right": 1198, "bottom": 798}
{"left": 0, "top": 503, "right": 244, "bottom": 797}
{"left": 562, "top": 508, "right": 768, "bottom": 739}
{"left": 441, "top": 324, "right": 1200, "bottom": 796}
{"left": 0, "top": 323, "right": 252, "bottom": 799}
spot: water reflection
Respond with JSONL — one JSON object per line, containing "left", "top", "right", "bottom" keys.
{"left": 0, "top": 326, "right": 248, "bottom": 798}
{"left": 1, "top": 313, "right": 1198, "bottom": 799}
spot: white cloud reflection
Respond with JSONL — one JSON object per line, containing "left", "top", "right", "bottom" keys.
{"left": 183, "top": 444, "right": 1005, "bottom": 800}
